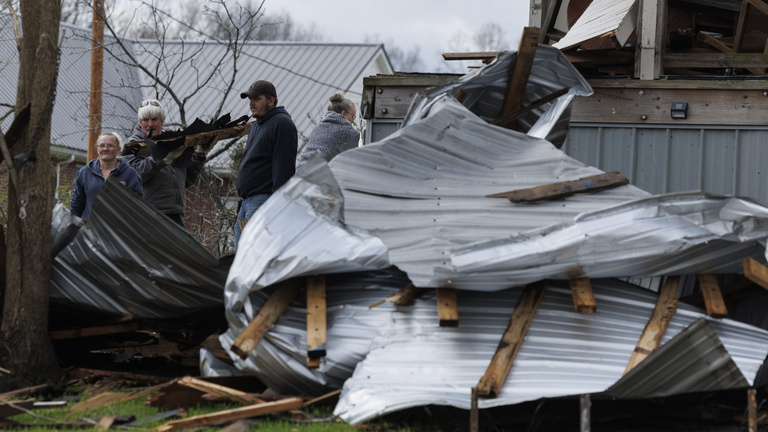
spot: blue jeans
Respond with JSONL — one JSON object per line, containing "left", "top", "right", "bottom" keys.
{"left": 234, "top": 194, "right": 270, "bottom": 249}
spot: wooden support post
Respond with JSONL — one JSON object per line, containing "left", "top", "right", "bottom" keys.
{"left": 476, "top": 281, "right": 547, "bottom": 398}
{"left": 743, "top": 257, "right": 768, "bottom": 290}
{"left": 369, "top": 283, "right": 425, "bottom": 309}
{"left": 470, "top": 387, "right": 479, "bottom": 432}
{"left": 486, "top": 172, "right": 629, "bottom": 203}
{"left": 437, "top": 288, "right": 459, "bottom": 327}
{"left": 623, "top": 276, "right": 679, "bottom": 376}
{"left": 87, "top": 0, "right": 105, "bottom": 161}
{"left": 748, "top": 388, "right": 757, "bottom": 432}
{"left": 306, "top": 275, "right": 327, "bottom": 369}
{"left": 696, "top": 274, "right": 728, "bottom": 318}
{"left": 156, "top": 397, "right": 304, "bottom": 432}
{"left": 580, "top": 394, "right": 591, "bottom": 432}
{"left": 569, "top": 277, "right": 596, "bottom": 314}
{"left": 231, "top": 279, "right": 302, "bottom": 359}
{"left": 498, "top": 27, "right": 541, "bottom": 129}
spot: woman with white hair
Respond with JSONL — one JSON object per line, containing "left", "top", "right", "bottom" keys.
{"left": 123, "top": 99, "right": 206, "bottom": 228}
{"left": 70, "top": 132, "right": 143, "bottom": 220}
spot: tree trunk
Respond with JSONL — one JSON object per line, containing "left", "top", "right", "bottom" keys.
{"left": 0, "top": 0, "right": 63, "bottom": 390}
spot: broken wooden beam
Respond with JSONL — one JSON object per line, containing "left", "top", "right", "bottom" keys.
{"left": 569, "top": 277, "right": 596, "bottom": 314}
{"left": 49, "top": 320, "right": 139, "bottom": 340}
{"left": 490, "top": 86, "right": 569, "bottom": 128}
{"left": 442, "top": 51, "right": 501, "bottom": 64}
{"left": 306, "top": 275, "right": 327, "bottom": 367}
{"left": 178, "top": 376, "right": 265, "bottom": 405}
{"left": 498, "top": 27, "right": 541, "bottom": 129}
{"left": 743, "top": 257, "right": 768, "bottom": 291}
{"left": 696, "top": 274, "right": 728, "bottom": 318}
{"left": 156, "top": 397, "right": 304, "bottom": 431}
{"left": 231, "top": 278, "right": 302, "bottom": 359}
{"left": 436, "top": 288, "right": 459, "bottom": 327}
{"left": 487, "top": 171, "right": 629, "bottom": 203}
{"left": 623, "top": 276, "right": 680, "bottom": 376}
{"left": 369, "top": 283, "right": 424, "bottom": 309}
{"left": 749, "top": 388, "right": 757, "bottom": 432}
{"left": 476, "top": 280, "right": 547, "bottom": 398}
{"left": 124, "top": 123, "right": 252, "bottom": 155}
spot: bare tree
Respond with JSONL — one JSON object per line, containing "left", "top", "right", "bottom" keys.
{"left": 364, "top": 34, "right": 424, "bottom": 72}
{"left": 0, "top": 0, "right": 63, "bottom": 389}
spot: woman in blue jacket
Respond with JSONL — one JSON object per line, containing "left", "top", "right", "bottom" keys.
{"left": 70, "top": 132, "right": 143, "bottom": 220}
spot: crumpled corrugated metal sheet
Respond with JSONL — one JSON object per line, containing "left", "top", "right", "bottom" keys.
{"left": 50, "top": 178, "right": 229, "bottom": 323}
{"left": 404, "top": 45, "right": 593, "bottom": 148}
{"left": 334, "top": 281, "right": 768, "bottom": 424}
{"left": 222, "top": 46, "right": 768, "bottom": 423}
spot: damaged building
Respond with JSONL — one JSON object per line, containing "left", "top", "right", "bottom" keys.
{"left": 24, "top": 0, "right": 768, "bottom": 430}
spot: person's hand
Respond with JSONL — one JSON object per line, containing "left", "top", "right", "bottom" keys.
{"left": 163, "top": 145, "right": 187, "bottom": 165}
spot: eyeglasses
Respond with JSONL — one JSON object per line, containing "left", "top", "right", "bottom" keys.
{"left": 140, "top": 100, "right": 161, "bottom": 108}
{"left": 96, "top": 144, "right": 118, "bottom": 149}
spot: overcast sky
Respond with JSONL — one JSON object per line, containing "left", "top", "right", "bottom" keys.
{"left": 263, "top": 0, "right": 531, "bottom": 72}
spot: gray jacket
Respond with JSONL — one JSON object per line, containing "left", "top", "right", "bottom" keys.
{"left": 297, "top": 111, "right": 359, "bottom": 168}
{"left": 123, "top": 124, "right": 205, "bottom": 215}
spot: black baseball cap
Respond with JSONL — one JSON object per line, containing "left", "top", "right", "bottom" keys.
{"left": 240, "top": 80, "right": 277, "bottom": 99}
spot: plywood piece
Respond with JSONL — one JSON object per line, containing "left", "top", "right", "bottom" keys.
{"left": 156, "top": 397, "right": 304, "bottom": 431}
{"left": 436, "top": 288, "right": 459, "bottom": 327}
{"left": 231, "top": 278, "right": 302, "bottom": 359}
{"left": 487, "top": 172, "right": 628, "bottom": 203}
{"left": 571, "top": 86, "right": 768, "bottom": 125}
{"left": 306, "top": 275, "right": 327, "bottom": 361}
{"left": 696, "top": 274, "right": 728, "bottom": 318}
{"left": 0, "top": 399, "right": 34, "bottom": 418}
{"left": 744, "top": 257, "right": 768, "bottom": 290}
{"left": 623, "top": 276, "right": 680, "bottom": 376}
{"left": 476, "top": 281, "right": 547, "bottom": 398}
{"left": 569, "top": 277, "right": 597, "bottom": 314}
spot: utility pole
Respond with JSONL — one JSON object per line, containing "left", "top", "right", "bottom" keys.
{"left": 87, "top": 0, "right": 105, "bottom": 161}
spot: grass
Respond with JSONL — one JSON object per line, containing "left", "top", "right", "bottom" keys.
{"left": 1, "top": 387, "right": 430, "bottom": 431}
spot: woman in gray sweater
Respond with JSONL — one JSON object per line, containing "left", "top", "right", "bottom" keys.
{"left": 297, "top": 92, "right": 360, "bottom": 168}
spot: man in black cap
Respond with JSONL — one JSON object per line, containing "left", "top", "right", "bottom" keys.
{"left": 234, "top": 80, "right": 298, "bottom": 249}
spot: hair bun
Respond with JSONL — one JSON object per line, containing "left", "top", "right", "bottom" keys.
{"left": 329, "top": 92, "right": 344, "bottom": 103}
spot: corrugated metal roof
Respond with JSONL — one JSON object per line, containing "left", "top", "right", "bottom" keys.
{"left": 0, "top": 14, "right": 392, "bottom": 159}
{"left": 132, "top": 39, "right": 389, "bottom": 168}
{"left": 552, "top": 0, "right": 637, "bottom": 50}
{"left": 50, "top": 177, "right": 229, "bottom": 323}
{"left": 0, "top": 17, "right": 141, "bottom": 154}
{"left": 220, "top": 45, "right": 768, "bottom": 423}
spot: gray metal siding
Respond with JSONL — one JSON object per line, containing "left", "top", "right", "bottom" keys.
{"left": 564, "top": 124, "right": 768, "bottom": 204}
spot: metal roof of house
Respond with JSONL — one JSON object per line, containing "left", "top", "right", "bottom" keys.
{"left": 0, "top": 13, "right": 392, "bottom": 161}
{"left": 0, "top": 17, "right": 141, "bottom": 156}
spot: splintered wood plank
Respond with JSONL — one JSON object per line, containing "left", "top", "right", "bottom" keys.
{"left": 743, "top": 257, "right": 768, "bottom": 290}
{"left": 476, "top": 281, "right": 547, "bottom": 398}
{"left": 49, "top": 321, "right": 139, "bottom": 340}
{"left": 303, "top": 389, "right": 342, "bottom": 408}
{"left": 436, "top": 288, "right": 459, "bottom": 327}
{"left": 0, "top": 399, "right": 34, "bottom": 419}
{"left": 369, "top": 283, "right": 425, "bottom": 308}
{"left": 696, "top": 274, "right": 728, "bottom": 318}
{"left": 96, "top": 415, "right": 117, "bottom": 431}
{"left": 569, "top": 278, "right": 597, "bottom": 314}
{"left": 231, "top": 278, "right": 302, "bottom": 359}
{"left": 306, "top": 275, "right": 327, "bottom": 364}
{"left": 178, "top": 377, "right": 265, "bottom": 405}
{"left": 498, "top": 27, "right": 541, "bottom": 129}
{"left": 486, "top": 172, "right": 629, "bottom": 203}
{"left": 156, "top": 397, "right": 304, "bottom": 431}
{"left": 623, "top": 276, "right": 680, "bottom": 376}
